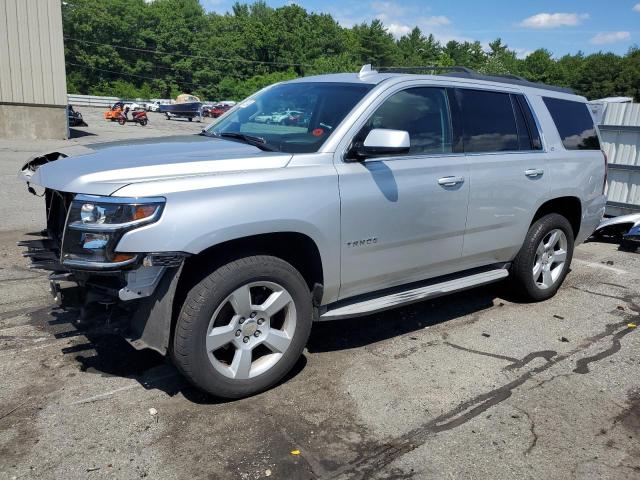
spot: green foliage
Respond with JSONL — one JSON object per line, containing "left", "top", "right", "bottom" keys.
{"left": 62, "top": 0, "right": 640, "bottom": 101}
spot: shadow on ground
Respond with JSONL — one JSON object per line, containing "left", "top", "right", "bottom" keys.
{"left": 68, "top": 127, "right": 96, "bottom": 138}
{"left": 29, "top": 280, "right": 511, "bottom": 402}
{"left": 307, "top": 281, "right": 508, "bottom": 353}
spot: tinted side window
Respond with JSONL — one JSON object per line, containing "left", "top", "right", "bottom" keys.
{"left": 359, "top": 87, "right": 453, "bottom": 155}
{"left": 543, "top": 97, "right": 600, "bottom": 150}
{"left": 456, "top": 89, "right": 519, "bottom": 153}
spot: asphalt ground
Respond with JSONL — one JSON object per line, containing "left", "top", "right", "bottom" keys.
{"left": 0, "top": 108, "right": 639, "bottom": 479}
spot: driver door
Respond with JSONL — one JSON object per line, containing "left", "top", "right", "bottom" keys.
{"left": 335, "top": 86, "right": 471, "bottom": 299}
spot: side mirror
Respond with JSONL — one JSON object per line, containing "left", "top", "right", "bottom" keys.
{"left": 350, "top": 129, "right": 410, "bottom": 160}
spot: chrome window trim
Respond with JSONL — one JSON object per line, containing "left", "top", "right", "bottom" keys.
{"left": 332, "top": 80, "right": 551, "bottom": 163}
{"left": 453, "top": 87, "right": 547, "bottom": 156}
{"left": 336, "top": 80, "right": 460, "bottom": 163}
{"left": 463, "top": 150, "right": 547, "bottom": 157}
{"left": 360, "top": 152, "right": 466, "bottom": 164}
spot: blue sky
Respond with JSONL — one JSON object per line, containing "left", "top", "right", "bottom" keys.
{"left": 200, "top": 0, "right": 640, "bottom": 57}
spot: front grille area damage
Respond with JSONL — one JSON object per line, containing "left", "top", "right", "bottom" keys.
{"left": 19, "top": 189, "right": 73, "bottom": 273}
{"left": 19, "top": 188, "right": 186, "bottom": 354}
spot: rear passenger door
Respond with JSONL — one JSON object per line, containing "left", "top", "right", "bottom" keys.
{"left": 456, "top": 88, "right": 548, "bottom": 266}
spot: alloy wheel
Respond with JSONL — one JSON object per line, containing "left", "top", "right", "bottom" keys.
{"left": 532, "top": 228, "right": 568, "bottom": 289}
{"left": 205, "top": 281, "right": 296, "bottom": 379}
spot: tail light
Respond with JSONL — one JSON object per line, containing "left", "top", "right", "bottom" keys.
{"left": 602, "top": 149, "right": 608, "bottom": 194}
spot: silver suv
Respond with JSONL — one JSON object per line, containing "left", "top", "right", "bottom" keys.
{"left": 19, "top": 66, "right": 606, "bottom": 398}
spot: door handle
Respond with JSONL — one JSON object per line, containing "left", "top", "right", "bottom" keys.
{"left": 438, "top": 176, "right": 465, "bottom": 187}
{"left": 525, "top": 168, "right": 544, "bottom": 178}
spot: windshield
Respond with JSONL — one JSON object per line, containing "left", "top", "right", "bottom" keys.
{"left": 204, "top": 82, "right": 373, "bottom": 153}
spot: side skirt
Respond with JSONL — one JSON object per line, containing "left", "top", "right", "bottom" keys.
{"left": 319, "top": 265, "right": 509, "bottom": 321}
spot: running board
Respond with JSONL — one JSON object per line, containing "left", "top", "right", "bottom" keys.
{"left": 320, "top": 268, "right": 509, "bottom": 320}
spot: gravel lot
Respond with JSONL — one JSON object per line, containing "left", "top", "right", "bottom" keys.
{"left": 1, "top": 108, "right": 639, "bottom": 480}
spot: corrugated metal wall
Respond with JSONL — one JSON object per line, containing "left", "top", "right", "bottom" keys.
{"left": 600, "top": 103, "right": 640, "bottom": 216}
{"left": 0, "top": 0, "right": 67, "bottom": 106}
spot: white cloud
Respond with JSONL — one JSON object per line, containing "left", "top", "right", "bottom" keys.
{"left": 634, "top": 3, "right": 640, "bottom": 12}
{"left": 421, "top": 16, "right": 451, "bottom": 27}
{"left": 514, "top": 48, "right": 534, "bottom": 59}
{"left": 386, "top": 23, "right": 413, "bottom": 37}
{"left": 517, "top": 12, "right": 589, "bottom": 29}
{"left": 371, "top": 1, "right": 410, "bottom": 17}
{"left": 590, "top": 31, "right": 631, "bottom": 45}
{"left": 335, "top": 1, "right": 467, "bottom": 44}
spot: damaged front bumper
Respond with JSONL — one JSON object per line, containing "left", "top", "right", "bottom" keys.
{"left": 24, "top": 243, "right": 187, "bottom": 355}
{"left": 20, "top": 206, "right": 188, "bottom": 356}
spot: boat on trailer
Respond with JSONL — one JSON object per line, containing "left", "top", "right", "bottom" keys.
{"left": 159, "top": 94, "right": 202, "bottom": 121}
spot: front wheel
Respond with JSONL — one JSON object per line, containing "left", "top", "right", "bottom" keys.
{"left": 510, "top": 213, "right": 574, "bottom": 301}
{"left": 172, "top": 255, "right": 312, "bottom": 398}
{"left": 117, "top": 117, "right": 125, "bottom": 125}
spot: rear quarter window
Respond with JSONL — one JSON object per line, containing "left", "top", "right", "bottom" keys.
{"left": 542, "top": 97, "right": 600, "bottom": 150}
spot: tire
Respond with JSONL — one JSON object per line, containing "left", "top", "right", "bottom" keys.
{"left": 188, "top": 117, "right": 193, "bottom": 122}
{"left": 172, "top": 255, "right": 312, "bottom": 398}
{"left": 117, "top": 117, "right": 125, "bottom": 125}
{"left": 140, "top": 119, "right": 147, "bottom": 126}
{"left": 510, "top": 213, "right": 574, "bottom": 301}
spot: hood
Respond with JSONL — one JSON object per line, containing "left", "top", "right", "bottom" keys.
{"left": 20, "top": 135, "right": 292, "bottom": 196}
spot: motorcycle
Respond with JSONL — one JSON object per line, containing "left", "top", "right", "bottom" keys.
{"left": 117, "top": 109, "right": 148, "bottom": 126}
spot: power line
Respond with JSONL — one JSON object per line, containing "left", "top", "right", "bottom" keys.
{"left": 63, "top": 36, "right": 312, "bottom": 68}
{"left": 66, "top": 62, "right": 205, "bottom": 88}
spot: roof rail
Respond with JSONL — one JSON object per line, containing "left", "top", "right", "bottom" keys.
{"left": 374, "top": 65, "right": 574, "bottom": 94}
{"left": 377, "top": 66, "right": 475, "bottom": 75}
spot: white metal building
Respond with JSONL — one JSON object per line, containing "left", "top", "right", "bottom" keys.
{"left": 599, "top": 102, "right": 640, "bottom": 216}
{"left": 0, "top": 0, "right": 68, "bottom": 139}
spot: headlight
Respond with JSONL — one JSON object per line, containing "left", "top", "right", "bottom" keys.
{"left": 61, "top": 195, "right": 165, "bottom": 269}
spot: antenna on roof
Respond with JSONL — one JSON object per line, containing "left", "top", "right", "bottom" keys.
{"left": 358, "top": 64, "right": 378, "bottom": 79}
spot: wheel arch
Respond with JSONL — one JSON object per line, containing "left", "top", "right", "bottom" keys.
{"left": 531, "top": 196, "right": 582, "bottom": 239}
{"left": 170, "top": 232, "right": 324, "bottom": 352}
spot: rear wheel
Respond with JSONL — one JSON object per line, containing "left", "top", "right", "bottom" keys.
{"left": 139, "top": 119, "right": 148, "bottom": 126}
{"left": 117, "top": 117, "right": 125, "bottom": 125}
{"left": 172, "top": 255, "right": 312, "bottom": 398}
{"left": 510, "top": 213, "right": 574, "bottom": 301}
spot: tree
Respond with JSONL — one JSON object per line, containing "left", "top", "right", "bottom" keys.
{"left": 350, "top": 19, "right": 398, "bottom": 66}
{"left": 62, "top": 0, "right": 640, "bottom": 101}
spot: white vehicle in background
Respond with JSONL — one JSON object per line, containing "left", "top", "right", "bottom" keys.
{"left": 147, "top": 101, "right": 162, "bottom": 112}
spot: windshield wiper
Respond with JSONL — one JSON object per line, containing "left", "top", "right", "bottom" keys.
{"left": 214, "top": 132, "right": 278, "bottom": 152}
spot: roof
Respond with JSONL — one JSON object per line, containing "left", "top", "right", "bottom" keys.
{"left": 590, "top": 97, "right": 634, "bottom": 104}
{"left": 288, "top": 65, "right": 576, "bottom": 97}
